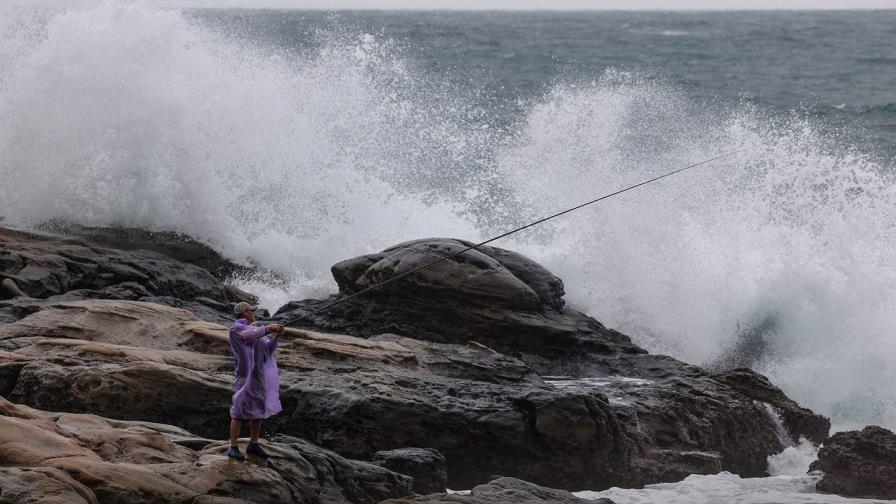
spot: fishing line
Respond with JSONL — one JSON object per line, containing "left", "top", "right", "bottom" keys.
{"left": 281, "top": 146, "right": 753, "bottom": 326}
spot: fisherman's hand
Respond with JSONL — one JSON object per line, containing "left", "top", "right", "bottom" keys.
{"left": 266, "top": 323, "right": 284, "bottom": 335}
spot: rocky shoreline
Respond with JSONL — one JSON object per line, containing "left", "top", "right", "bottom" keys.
{"left": 0, "top": 226, "right": 891, "bottom": 502}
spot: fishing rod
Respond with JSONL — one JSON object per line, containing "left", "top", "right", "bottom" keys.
{"left": 280, "top": 146, "right": 752, "bottom": 327}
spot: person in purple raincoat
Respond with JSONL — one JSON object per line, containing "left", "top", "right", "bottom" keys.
{"left": 227, "top": 301, "right": 284, "bottom": 460}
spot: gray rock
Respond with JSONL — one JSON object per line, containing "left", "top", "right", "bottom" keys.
{"left": 34, "top": 221, "right": 250, "bottom": 280}
{"left": 1, "top": 301, "right": 829, "bottom": 490}
{"left": 0, "top": 227, "right": 232, "bottom": 322}
{"left": 373, "top": 447, "right": 448, "bottom": 494}
{"left": 278, "top": 238, "right": 639, "bottom": 358}
{"left": 0, "top": 232, "right": 832, "bottom": 493}
{"left": 810, "top": 425, "right": 896, "bottom": 500}
{"left": 332, "top": 238, "right": 564, "bottom": 311}
{"left": 712, "top": 367, "right": 829, "bottom": 445}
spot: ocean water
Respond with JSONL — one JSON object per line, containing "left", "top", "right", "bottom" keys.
{"left": 1, "top": 5, "right": 895, "bottom": 497}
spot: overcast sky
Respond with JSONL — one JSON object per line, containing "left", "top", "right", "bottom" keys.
{"left": 22, "top": 0, "right": 896, "bottom": 10}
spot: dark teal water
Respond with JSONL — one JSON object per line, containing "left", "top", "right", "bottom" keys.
{"left": 193, "top": 10, "right": 896, "bottom": 158}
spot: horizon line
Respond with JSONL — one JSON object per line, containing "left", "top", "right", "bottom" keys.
{"left": 178, "top": 6, "right": 896, "bottom": 11}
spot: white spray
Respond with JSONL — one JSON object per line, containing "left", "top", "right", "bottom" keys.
{"left": 0, "top": 3, "right": 893, "bottom": 433}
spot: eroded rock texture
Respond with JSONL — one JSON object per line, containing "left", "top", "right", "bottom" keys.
{"left": 0, "top": 228, "right": 252, "bottom": 324}
{"left": 373, "top": 448, "right": 448, "bottom": 495}
{"left": 810, "top": 426, "right": 896, "bottom": 500}
{"left": 0, "top": 230, "right": 831, "bottom": 494}
{"left": 0, "top": 396, "right": 412, "bottom": 504}
{"left": 275, "top": 238, "right": 830, "bottom": 486}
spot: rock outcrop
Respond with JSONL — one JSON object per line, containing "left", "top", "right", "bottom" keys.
{"left": 373, "top": 448, "right": 448, "bottom": 495}
{"left": 712, "top": 367, "right": 830, "bottom": 445}
{"left": 277, "top": 238, "right": 639, "bottom": 357}
{"left": 0, "top": 228, "right": 251, "bottom": 324}
{"left": 0, "top": 230, "right": 832, "bottom": 494}
{"left": 810, "top": 425, "right": 896, "bottom": 500}
{"left": 34, "top": 221, "right": 252, "bottom": 280}
{"left": 275, "top": 238, "right": 830, "bottom": 483}
{"left": 0, "top": 395, "right": 413, "bottom": 504}
{"left": 0, "top": 296, "right": 831, "bottom": 490}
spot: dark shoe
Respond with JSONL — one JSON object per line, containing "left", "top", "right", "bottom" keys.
{"left": 227, "top": 446, "right": 245, "bottom": 460}
{"left": 246, "top": 442, "right": 269, "bottom": 458}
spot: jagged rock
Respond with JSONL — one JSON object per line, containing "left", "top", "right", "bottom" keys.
{"left": 1, "top": 298, "right": 828, "bottom": 491}
{"left": 0, "top": 228, "right": 225, "bottom": 301}
{"left": 0, "top": 396, "right": 413, "bottom": 504}
{"left": 0, "top": 228, "right": 238, "bottom": 323}
{"left": 34, "top": 221, "right": 251, "bottom": 280}
{"left": 373, "top": 448, "right": 448, "bottom": 494}
{"left": 275, "top": 240, "right": 830, "bottom": 485}
{"left": 712, "top": 368, "right": 830, "bottom": 444}
{"left": 381, "top": 477, "right": 615, "bottom": 504}
{"left": 809, "top": 426, "right": 896, "bottom": 499}
{"left": 0, "top": 232, "right": 832, "bottom": 493}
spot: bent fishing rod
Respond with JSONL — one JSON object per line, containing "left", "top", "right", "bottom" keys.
{"left": 279, "top": 146, "right": 752, "bottom": 327}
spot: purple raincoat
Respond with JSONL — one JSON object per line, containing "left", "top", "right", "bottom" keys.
{"left": 229, "top": 318, "right": 282, "bottom": 421}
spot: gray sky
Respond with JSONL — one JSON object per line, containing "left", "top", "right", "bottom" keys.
{"left": 24, "top": 0, "right": 896, "bottom": 10}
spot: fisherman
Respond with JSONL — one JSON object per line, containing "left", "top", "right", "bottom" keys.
{"left": 227, "top": 301, "right": 284, "bottom": 460}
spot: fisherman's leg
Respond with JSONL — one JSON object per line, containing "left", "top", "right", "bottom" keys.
{"left": 246, "top": 420, "right": 269, "bottom": 458}
{"left": 227, "top": 419, "right": 246, "bottom": 459}
{"left": 229, "top": 419, "right": 241, "bottom": 447}
{"left": 250, "top": 419, "right": 261, "bottom": 443}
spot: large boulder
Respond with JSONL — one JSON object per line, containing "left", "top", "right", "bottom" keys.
{"left": 277, "top": 238, "right": 641, "bottom": 357}
{"left": 809, "top": 426, "right": 896, "bottom": 499}
{"left": 0, "top": 396, "right": 413, "bottom": 504}
{"left": 332, "top": 239, "right": 565, "bottom": 311}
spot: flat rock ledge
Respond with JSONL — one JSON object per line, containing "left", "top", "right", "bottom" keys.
{"left": 0, "top": 396, "right": 412, "bottom": 504}
{"left": 810, "top": 425, "right": 896, "bottom": 500}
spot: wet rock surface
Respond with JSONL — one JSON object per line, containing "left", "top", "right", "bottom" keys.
{"left": 373, "top": 448, "right": 448, "bottom": 495}
{"left": 0, "top": 396, "right": 412, "bottom": 504}
{"left": 274, "top": 238, "right": 830, "bottom": 484}
{"left": 276, "top": 238, "right": 640, "bottom": 358}
{"left": 34, "top": 221, "right": 252, "bottom": 280}
{"left": 712, "top": 367, "right": 829, "bottom": 445}
{"left": 810, "top": 425, "right": 896, "bottom": 499}
{"left": 0, "top": 227, "right": 250, "bottom": 324}
{"left": 381, "top": 477, "right": 615, "bottom": 504}
{"left": 0, "top": 229, "right": 832, "bottom": 498}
